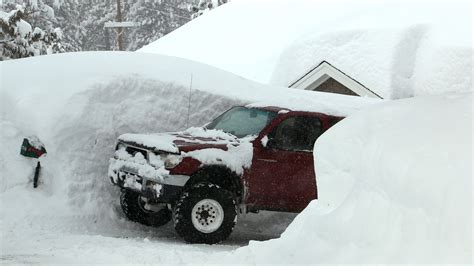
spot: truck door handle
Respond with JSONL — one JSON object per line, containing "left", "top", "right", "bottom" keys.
{"left": 257, "top": 158, "right": 277, "bottom": 163}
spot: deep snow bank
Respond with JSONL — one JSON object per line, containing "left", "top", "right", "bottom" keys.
{"left": 0, "top": 52, "right": 244, "bottom": 234}
{"left": 0, "top": 78, "right": 243, "bottom": 236}
{"left": 233, "top": 93, "right": 472, "bottom": 264}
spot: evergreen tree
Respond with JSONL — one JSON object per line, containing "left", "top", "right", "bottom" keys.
{"left": 79, "top": 0, "right": 116, "bottom": 51}
{"left": 124, "top": 0, "right": 191, "bottom": 51}
{"left": 190, "top": 0, "right": 228, "bottom": 19}
{"left": 1, "top": 0, "right": 199, "bottom": 56}
{"left": 0, "top": 4, "right": 66, "bottom": 60}
{"left": 52, "top": 0, "right": 83, "bottom": 52}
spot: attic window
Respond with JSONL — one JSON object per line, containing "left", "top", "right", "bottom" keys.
{"left": 314, "top": 77, "right": 358, "bottom": 96}
{"left": 289, "top": 61, "right": 382, "bottom": 99}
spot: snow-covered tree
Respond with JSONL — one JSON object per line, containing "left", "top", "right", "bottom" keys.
{"left": 56, "top": 0, "right": 192, "bottom": 51}
{"left": 0, "top": 6, "right": 32, "bottom": 59}
{"left": 190, "top": 0, "right": 228, "bottom": 19}
{"left": 52, "top": 0, "right": 83, "bottom": 52}
{"left": 124, "top": 0, "right": 191, "bottom": 50}
{"left": 0, "top": 4, "right": 66, "bottom": 60}
{"left": 1, "top": 0, "right": 194, "bottom": 53}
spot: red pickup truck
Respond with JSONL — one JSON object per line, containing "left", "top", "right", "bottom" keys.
{"left": 108, "top": 105, "right": 342, "bottom": 244}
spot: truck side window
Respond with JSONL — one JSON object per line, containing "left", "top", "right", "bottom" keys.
{"left": 269, "top": 116, "right": 322, "bottom": 152}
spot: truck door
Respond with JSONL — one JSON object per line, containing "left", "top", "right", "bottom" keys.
{"left": 247, "top": 115, "right": 323, "bottom": 212}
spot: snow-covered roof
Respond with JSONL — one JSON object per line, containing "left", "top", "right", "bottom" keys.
{"left": 139, "top": 0, "right": 473, "bottom": 99}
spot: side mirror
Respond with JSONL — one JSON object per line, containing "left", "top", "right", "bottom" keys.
{"left": 267, "top": 138, "right": 276, "bottom": 148}
{"left": 261, "top": 136, "right": 276, "bottom": 148}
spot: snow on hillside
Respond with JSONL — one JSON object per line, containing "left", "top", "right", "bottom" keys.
{"left": 1, "top": 52, "right": 378, "bottom": 263}
{"left": 230, "top": 92, "right": 473, "bottom": 264}
{"left": 139, "top": 0, "right": 472, "bottom": 99}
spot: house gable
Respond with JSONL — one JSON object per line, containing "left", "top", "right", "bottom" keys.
{"left": 289, "top": 61, "right": 383, "bottom": 99}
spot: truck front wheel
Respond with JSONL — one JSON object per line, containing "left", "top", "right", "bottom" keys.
{"left": 173, "top": 183, "right": 236, "bottom": 244}
{"left": 120, "top": 190, "right": 171, "bottom": 227}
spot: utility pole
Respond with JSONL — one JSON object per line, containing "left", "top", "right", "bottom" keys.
{"left": 105, "top": 0, "right": 139, "bottom": 51}
{"left": 116, "top": 0, "right": 124, "bottom": 51}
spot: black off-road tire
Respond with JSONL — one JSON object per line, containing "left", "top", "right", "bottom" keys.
{"left": 173, "top": 183, "right": 237, "bottom": 244}
{"left": 120, "top": 190, "right": 172, "bottom": 227}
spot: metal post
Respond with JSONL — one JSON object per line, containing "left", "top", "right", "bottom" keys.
{"left": 33, "top": 161, "right": 41, "bottom": 188}
{"left": 104, "top": 28, "right": 111, "bottom": 51}
{"left": 116, "top": 0, "right": 124, "bottom": 51}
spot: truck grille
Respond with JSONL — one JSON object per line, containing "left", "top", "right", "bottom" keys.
{"left": 125, "top": 146, "right": 148, "bottom": 160}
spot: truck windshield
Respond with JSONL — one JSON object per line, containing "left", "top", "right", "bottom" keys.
{"left": 206, "top": 107, "right": 277, "bottom": 138}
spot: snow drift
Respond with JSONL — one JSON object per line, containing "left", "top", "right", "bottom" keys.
{"left": 140, "top": 0, "right": 472, "bottom": 99}
{"left": 232, "top": 93, "right": 472, "bottom": 264}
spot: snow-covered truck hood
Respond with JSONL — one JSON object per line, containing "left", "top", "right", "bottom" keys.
{"left": 116, "top": 127, "right": 254, "bottom": 175}
{"left": 117, "top": 127, "right": 241, "bottom": 154}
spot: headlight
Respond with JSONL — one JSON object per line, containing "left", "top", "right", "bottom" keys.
{"left": 116, "top": 142, "right": 126, "bottom": 151}
{"left": 114, "top": 142, "right": 127, "bottom": 159}
{"left": 164, "top": 154, "right": 183, "bottom": 169}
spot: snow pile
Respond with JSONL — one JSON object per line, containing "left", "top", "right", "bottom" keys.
{"left": 233, "top": 92, "right": 472, "bottom": 264}
{"left": 140, "top": 0, "right": 472, "bottom": 99}
{"left": 1, "top": 52, "right": 247, "bottom": 228}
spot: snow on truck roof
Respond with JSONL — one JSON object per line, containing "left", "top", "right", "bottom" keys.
{"left": 244, "top": 86, "right": 380, "bottom": 116}
{"left": 246, "top": 96, "right": 372, "bottom": 117}
{"left": 139, "top": 0, "right": 473, "bottom": 99}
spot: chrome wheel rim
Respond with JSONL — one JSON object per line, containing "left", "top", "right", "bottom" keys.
{"left": 191, "top": 199, "right": 224, "bottom": 233}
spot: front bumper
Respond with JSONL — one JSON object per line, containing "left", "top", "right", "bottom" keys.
{"left": 108, "top": 159, "right": 189, "bottom": 202}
